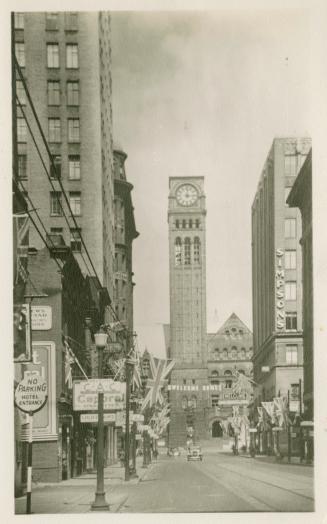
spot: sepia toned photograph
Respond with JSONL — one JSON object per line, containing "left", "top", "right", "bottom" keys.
{"left": 6, "top": 2, "right": 325, "bottom": 518}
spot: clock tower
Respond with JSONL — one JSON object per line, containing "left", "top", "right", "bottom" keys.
{"left": 167, "top": 177, "right": 209, "bottom": 446}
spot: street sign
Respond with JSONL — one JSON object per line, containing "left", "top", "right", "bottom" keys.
{"left": 80, "top": 413, "right": 116, "bottom": 423}
{"left": 73, "top": 379, "right": 125, "bottom": 411}
{"left": 15, "top": 372, "right": 48, "bottom": 414}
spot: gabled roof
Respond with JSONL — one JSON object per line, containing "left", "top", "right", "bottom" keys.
{"left": 216, "top": 313, "right": 252, "bottom": 336}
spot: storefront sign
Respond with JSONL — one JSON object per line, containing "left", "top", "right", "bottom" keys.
{"left": 31, "top": 306, "right": 52, "bottom": 330}
{"left": 114, "top": 271, "right": 128, "bottom": 281}
{"left": 275, "top": 249, "right": 285, "bottom": 330}
{"left": 73, "top": 379, "right": 125, "bottom": 411}
{"left": 20, "top": 342, "right": 57, "bottom": 440}
{"left": 15, "top": 372, "right": 48, "bottom": 413}
{"left": 80, "top": 413, "right": 116, "bottom": 423}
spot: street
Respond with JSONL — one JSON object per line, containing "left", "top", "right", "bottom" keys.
{"left": 15, "top": 450, "right": 314, "bottom": 514}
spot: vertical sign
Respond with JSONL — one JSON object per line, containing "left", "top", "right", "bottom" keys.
{"left": 275, "top": 249, "right": 285, "bottom": 330}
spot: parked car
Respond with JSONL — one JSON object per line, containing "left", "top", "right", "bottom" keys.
{"left": 187, "top": 446, "right": 203, "bottom": 461}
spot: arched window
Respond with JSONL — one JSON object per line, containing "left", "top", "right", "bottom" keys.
{"left": 224, "top": 369, "right": 232, "bottom": 376}
{"left": 240, "top": 348, "right": 246, "bottom": 359}
{"left": 195, "top": 219, "right": 200, "bottom": 228}
{"left": 184, "top": 237, "right": 191, "bottom": 265}
{"left": 193, "top": 237, "right": 201, "bottom": 264}
{"left": 182, "top": 219, "right": 186, "bottom": 229}
{"left": 189, "top": 219, "right": 193, "bottom": 229}
{"left": 222, "top": 349, "right": 228, "bottom": 360}
{"left": 238, "top": 369, "right": 245, "bottom": 374}
{"left": 231, "top": 347, "right": 237, "bottom": 359}
{"left": 211, "top": 370, "right": 219, "bottom": 377}
{"left": 182, "top": 396, "right": 187, "bottom": 410}
{"left": 175, "top": 237, "right": 182, "bottom": 266}
{"left": 175, "top": 219, "right": 180, "bottom": 229}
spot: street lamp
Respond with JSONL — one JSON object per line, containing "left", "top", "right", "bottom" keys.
{"left": 91, "top": 330, "right": 109, "bottom": 511}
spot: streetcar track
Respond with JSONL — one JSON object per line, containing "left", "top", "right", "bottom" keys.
{"left": 198, "top": 459, "right": 314, "bottom": 502}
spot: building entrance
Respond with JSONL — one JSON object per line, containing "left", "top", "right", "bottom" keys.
{"left": 212, "top": 420, "right": 223, "bottom": 438}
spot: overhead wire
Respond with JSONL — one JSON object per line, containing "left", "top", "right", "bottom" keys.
{"left": 15, "top": 57, "right": 103, "bottom": 287}
{"left": 16, "top": 95, "right": 94, "bottom": 279}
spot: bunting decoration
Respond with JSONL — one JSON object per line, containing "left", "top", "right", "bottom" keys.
{"left": 261, "top": 401, "right": 278, "bottom": 425}
{"left": 232, "top": 370, "right": 255, "bottom": 396}
{"left": 64, "top": 342, "right": 76, "bottom": 389}
{"left": 141, "top": 354, "right": 175, "bottom": 411}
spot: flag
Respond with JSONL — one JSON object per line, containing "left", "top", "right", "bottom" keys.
{"left": 261, "top": 401, "right": 278, "bottom": 424}
{"left": 232, "top": 370, "right": 254, "bottom": 396}
{"left": 141, "top": 354, "right": 175, "bottom": 411}
{"left": 14, "top": 213, "right": 29, "bottom": 285}
{"left": 64, "top": 341, "right": 75, "bottom": 389}
{"left": 273, "top": 397, "right": 291, "bottom": 428}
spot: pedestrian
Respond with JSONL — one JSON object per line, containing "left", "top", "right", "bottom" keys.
{"left": 153, "top": 448, "right": 158, "bottom": 461}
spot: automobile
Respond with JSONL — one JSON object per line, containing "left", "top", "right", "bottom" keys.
{"left": 187, "top": 446, "right": 203, "bottom": 461}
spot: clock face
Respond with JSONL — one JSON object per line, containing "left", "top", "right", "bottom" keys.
{"left": 176, "top": 184, "right": 198, "bottom": 206}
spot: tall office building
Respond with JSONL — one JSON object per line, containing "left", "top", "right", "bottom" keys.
{"left": 251, "top": 137, "right": 311, "bottom": 411}
{"left": 14, "top": 11, "right": 115, "bottom": 305}
{"left": 167, "top": 177, "right": 209, "bottom": 446}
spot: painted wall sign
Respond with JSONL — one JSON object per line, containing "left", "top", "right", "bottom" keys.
{"left": 276, "top": 249, "right": 285, "bottom": 330}
{"left": 31, "top": 306, "right": 52, "bottom": 331}
{"left": 20, "top": 342, "right": 57, "bottom": 441}
{"left": 73, "top": 379, "right": 126, "bottom": 411}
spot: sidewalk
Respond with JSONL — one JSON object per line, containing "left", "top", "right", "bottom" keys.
{"left": 15, "top": 456, "right": 153, "bottom": 514}
{"left": 224, "top": 451, "right": 314, "bottom": 467}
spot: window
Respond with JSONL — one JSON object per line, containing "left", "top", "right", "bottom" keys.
{"left": 50, "top": 227, "right": 63, "bottom": 234}
{"left": 17, "top": 118, "right": 27, "bottom": 142}
{"left": 189, "top": 219, "right": 193, "bottom": 228}
{"left": 214, "top": 348, "right": 219, "bottom": 360}
{"left": 285, "top": 250, "right": 297, "bottom": 270}
{"left": 184, "top": 238, "right": 191, "bottom": 265}
{"left": 70, "top": 228, "right": 82, "bottom": 252}
{"left": 182, "top": 219, "right": 186, "bottom": 229}
{"left": 15, "top": 43, "right": 25, "bottom": 67}
{"left": 182, "top": 397, "right": 187, "bottom": 409}
{"left": 50, "top": 155, "right": 61, "bottom": 179}
{"left": 224, "top": 369, "right": 232, "bottom": 376}
{"left": 194, "top": 237, "right": 200, "bottom": 264}
{"left": 48, "top": 118, "right": 61, "bottom": 142}
{"left": 240, "top": 348, "right": 246, "bottom": 359}
{"left": 191, "top": 396, "right": 197, "bottom": 408}
{"left": 285, "top": 281, "right": 297, "bottom": 301}
{"left": 285, "top": 218, "right": 296, "bottom": 238}
{"left": 50, "top": 191, "right": 62, "bottom": 216}
{"left": 14, "top": 13, "right": 24, "bottom": 29}
{"left": 175, "top": 219, "right": 180, "bottom": 229}
{"left": 175, "top": 237, "right": 182, "bottom": 266}
{"left": 47, "top": 43, "right": 59, "bottom": 68}
{"left": 222, "top": 349, "right": 228, "bottom": 359}
{"left": 18, "top": 154, "right": 27, "bottom": 179}
{"left": 225, "top": 380, "right": 232, "bottom": 389}
{"left": 284, "top": 155, "right": 297, "bottom": 176}
{"left": 65, "top": 12, "right": 78, "bottom": 31}
{"left": 142, "top": 359, "right": 150, "bottom": 377}
{"left": 67, "top": 81, "right": 79, "bottom": 106}
{"left": 69, "top": 192, "right": 81, "bottom": 216}
{"left": 290, "top": 383, "right": 300, "bottom": 400}
{"left": 68, "top": 155, "right": 80, "bottom": 180}
{"left": 211, "top": 370, "right": 219, "bottom": 378}
{"left": 183, "top": 379, "right": 186, "bottom": 385}
{"left": 68, "top": 118, "right": 80, "bottom": 142}
{"left": 195, "top": 219, "right": 200, "bottom": 228}
{"left": 66, "top": 44, "right": 78, "bottom": 68}
{"left": 45, "top": 12, "right": 59, "bottom": 30}
{"left": 286, "top": 312, "right": 297, "bottom": 330}
{"left": 192, "top": 379, "right": 196, "bottom": 385}
{"left": 16, "top": 80, "right": 26, "bottom": 105}
{"left": 211, "top": 395, "right": 219, "bottom": 407}
{"left": 286, "top": 345, "right": 298, "bottom": 365}
{"left": 47, "top": 81, "right": 60, "bottom": 105}
{"left": 231, "top": 347, "right": 237, "bottom": 359}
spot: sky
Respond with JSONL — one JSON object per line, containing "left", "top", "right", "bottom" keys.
{"left": 110, "top": 9, "right": 311, "bottom": 357}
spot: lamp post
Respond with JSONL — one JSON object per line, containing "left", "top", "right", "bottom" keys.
{"left": 91, "top": 331, "right": 109, "bottom": 511}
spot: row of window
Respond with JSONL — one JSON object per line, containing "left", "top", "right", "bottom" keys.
{"left": 284, "top": 154, "right": 306, "bottom": 177}
{"left": 17, "top": 80, "right": 80, "bottom": 107}
{"left": 175, "top": 237, "right": 201, "bottom": 266}
{"left": 14, "top": 12, "right": 78, "bottom": 31}
{"left": 18, "top": 153, "right": 80, "bottom": 181}
{"left": 175, "top": 219, "right": 201, "bottom": 229}
{"left": 211, "top": 347, "right": 249, "bottom": 360}
{"left": 15, "top": 42, "right": 79, "bottom": 69}
{"left": 50, "top": 191, "right": 81, "bottom": 216}
{"left": 17, "top": 117, "right": 81, "bottom": 143}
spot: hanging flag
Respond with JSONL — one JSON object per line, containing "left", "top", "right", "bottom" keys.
{"left": 14, "top": 213, "right": 29, "bottom": 285}
{"left": 273, "top": 397, "right": 291, "bottom": 428}
{"left": 141, "top": 354, "right": 175, "bottom": 411}
{"left": 232, "top": 370, "right": 255, "bottom": 396}
{"left": 64, "top": 341, "right": 75, "bottom": 389}
{"left": 261, "top": 401, "right": 278, "bottom": 424}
